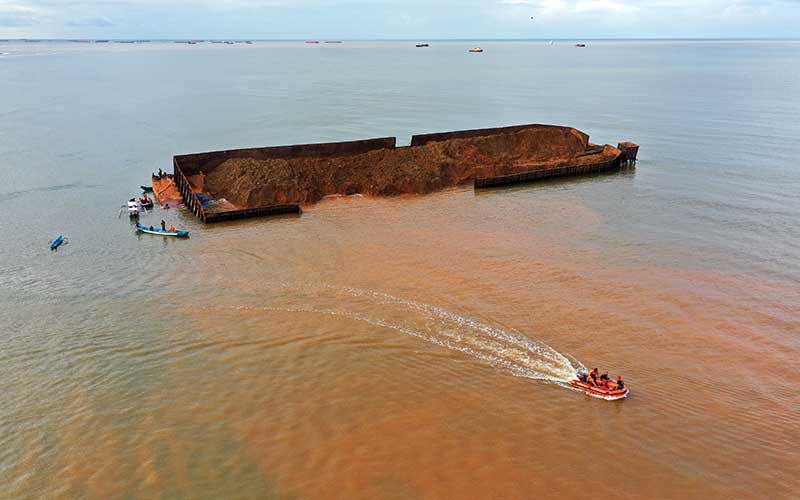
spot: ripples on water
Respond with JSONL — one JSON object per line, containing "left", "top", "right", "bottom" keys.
{"left": 1, "top": 40, "right": 799, "bottom": 499}
{"left": 230, "top": 284, "right": 582, "bottom": 384}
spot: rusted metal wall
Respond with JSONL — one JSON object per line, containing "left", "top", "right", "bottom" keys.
{"left": 204, "top": 204, "right": 301, "bottom": 223}
{"left": 174, "top": 137, "right": 397, "bottom": 176}
{"left": 474, "top": 157, "right": 621, "bottom": 189}
{"left": 173, "top": 157, "right": 208, "bottom": 222}
{"left": 617, "top": 142, "right": 640, "bottom": 164}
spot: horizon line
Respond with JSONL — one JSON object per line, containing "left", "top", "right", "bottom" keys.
{"left": 2, "top": 37, "right": 800, "bottom": 42}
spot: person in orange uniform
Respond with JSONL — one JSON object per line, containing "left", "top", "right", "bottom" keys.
{"left": 168, "top": 225, "right": 176, "bottom": 232}
{"left": 589, "top": 368, "right": 599, "bottom": 386}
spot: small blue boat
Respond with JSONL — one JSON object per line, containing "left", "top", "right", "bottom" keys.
{"left": 135, "top": 222, "right": 189, "bottom": 237}
{"left": 50, "top": 234, "right": 64, "bottom": 250}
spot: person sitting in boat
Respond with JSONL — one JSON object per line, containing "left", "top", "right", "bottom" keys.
{"left": 168, "top": 225, "right": 176, "bottom": 232}
{"left": 588, "top": 368, "right": 599, "bottom": 385}
{"left": 577, "top": 370, "right": 588, "bottom": 383}
{"left": 615, "top": 376, "right": 624, "bottom": 390}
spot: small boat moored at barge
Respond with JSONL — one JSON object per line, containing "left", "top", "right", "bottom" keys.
{"left": 135, "top": 222, "right": 189, "bottom": 237}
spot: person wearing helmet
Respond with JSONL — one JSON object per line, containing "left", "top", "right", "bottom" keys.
{"left": 615, "top": 376, "right": 625, "bottom": 390}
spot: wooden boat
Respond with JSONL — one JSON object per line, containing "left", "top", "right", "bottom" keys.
{"left": 50, "top": 234, "right": 64, "bottom": 250}
{"left": 135, "top": 222, "right": 189, "bottom": 237}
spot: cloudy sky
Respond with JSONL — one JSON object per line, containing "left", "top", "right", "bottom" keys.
{"left": 0, "top": 0, "right": 798, "bottom": 39}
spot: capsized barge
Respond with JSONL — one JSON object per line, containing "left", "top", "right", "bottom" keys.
{"left": 172, "top": 124, "right": 637, "bottom": 223}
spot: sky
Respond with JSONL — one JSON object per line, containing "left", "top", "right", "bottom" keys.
{"left": 0, "top": 0, "right": 798, "bottom": 39}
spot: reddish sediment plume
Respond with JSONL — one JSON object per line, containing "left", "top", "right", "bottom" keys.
{"left": 199, "top": 126, "right": 621, "bottom": 208}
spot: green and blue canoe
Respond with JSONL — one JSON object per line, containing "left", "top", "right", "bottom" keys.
{"left": 135, "top": 222, "right": 189, "bottom": 237}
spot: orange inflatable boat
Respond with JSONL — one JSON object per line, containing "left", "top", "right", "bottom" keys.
{"left": 569, "top": 378, "right": 629, "bottom": 401}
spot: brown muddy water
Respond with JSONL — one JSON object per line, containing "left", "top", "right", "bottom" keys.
{"left": 1, "top": 41, "right": 799, "bottom": 499}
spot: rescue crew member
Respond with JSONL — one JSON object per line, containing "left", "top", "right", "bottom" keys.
{"left": 589, "top": 368, "right": 599, "bottom": 386}
{"left": 616, "top": 376, "right": 624, "bottom": 390}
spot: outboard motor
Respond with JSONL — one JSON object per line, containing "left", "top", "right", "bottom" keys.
{"left": 127, "top": 200, "right": 140, "bottom": 218}
{"left": 576, "top": 369, "right": 588, "bottom": 382}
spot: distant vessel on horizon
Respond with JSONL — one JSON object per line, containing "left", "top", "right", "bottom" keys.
{"left": 469, "top": 47, "right": 484, "bottom": 53}
{"left": 416, "top": 43, "right": 430, "bottom": 48}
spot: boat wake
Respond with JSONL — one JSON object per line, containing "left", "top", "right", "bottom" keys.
{"left": 235, "top": 285, "right": 583, "bottom": 385}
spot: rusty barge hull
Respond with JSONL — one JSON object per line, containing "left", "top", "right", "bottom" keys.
{"left": 474, "top": 156, "right": 620, "bottom": 188}
{"left": 173, "top": 124, "right": 637, "bottom": 223}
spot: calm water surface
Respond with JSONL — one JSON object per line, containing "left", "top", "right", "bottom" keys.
{"left": 0, "top": 40, "right": 799, "bottom": 499}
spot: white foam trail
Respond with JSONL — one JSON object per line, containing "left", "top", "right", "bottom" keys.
{"left": 234, "top": 285, "right": 581, "bottom": 385}
{"left": 336, "top": 287, "right": 580, "bottom": 383}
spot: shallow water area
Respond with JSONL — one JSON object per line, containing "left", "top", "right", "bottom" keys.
{"left": 1, "top": 40, "right": 799, "bottom": 499}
